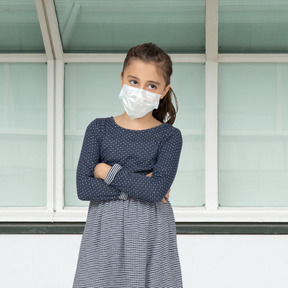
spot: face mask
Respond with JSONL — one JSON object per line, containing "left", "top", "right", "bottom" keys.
{"left": 118, "top": 84, "right": 161, "bottom": 119}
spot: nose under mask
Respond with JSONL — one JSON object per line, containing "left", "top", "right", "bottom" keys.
{"left": 118, "top": 84, "right": 161, "bottom": 119}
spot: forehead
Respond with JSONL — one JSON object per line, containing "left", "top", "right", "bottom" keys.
{"left": 123, "top": 59, "right": 165, "bottom": 84}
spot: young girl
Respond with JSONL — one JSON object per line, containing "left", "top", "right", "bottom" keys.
{"left": 73, "top": 43, "right": 183, "bottom": 288}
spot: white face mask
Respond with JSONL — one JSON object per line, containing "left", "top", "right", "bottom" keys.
{"left": 118, "top": 84, "right": 161, "bottom": 119}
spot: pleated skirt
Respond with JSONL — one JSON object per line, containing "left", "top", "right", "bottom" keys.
{"left": 73, "top": 195, "right": 183, "bottom": 288}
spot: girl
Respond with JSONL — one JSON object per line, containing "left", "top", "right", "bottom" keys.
{"left": 73, "top": 43, "right": 183, "bottom": 288}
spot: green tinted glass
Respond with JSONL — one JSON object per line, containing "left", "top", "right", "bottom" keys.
{"left": 64, "top": 63, "right": 123, "bottom": 207}
{"left": 219, "top": 0, "right": 288, "bottom": 53}
{"left": 54, "top": 0, "right": 205, "bottom": 53}
{"left": 173, "top": 64, "right": 205, "bottom": 207}
{"left": 0, "top": 63, "right": 47, "bottom": 206}
{"left": 64, "top": 63, "right": 205, "bottom": 207}
{"left": 0, "top": 0, "right": 45, "bottom": 53}
{"left": 219, "top": 63, "right": 288, "bottom": 207}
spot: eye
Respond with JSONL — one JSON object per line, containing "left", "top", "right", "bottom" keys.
{"left": 148, "top": 84, "right": 157, "bottom": 90}
{"left": 130, "top": 80, "right": 138, "bottom": 86}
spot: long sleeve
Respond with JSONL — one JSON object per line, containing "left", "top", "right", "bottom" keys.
{"left": 76, "top": 120, "right": 121, "bottom": 201}
{"left": 106, "top": 128, "right": 183, "bottom": 203}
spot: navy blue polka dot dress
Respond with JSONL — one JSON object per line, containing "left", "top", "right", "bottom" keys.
{"left": 73, "top": 116, "right": 183, "bottom": 288}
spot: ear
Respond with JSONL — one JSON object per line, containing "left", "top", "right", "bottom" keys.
{"left": 160, "top": 83, "right": 171, "bottom": 99}
{"left": 120, "top": 72, "right": 123, "bottom": 88}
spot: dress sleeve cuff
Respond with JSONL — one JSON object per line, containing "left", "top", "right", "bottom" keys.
{"left": 104, "top": 163, "right": 123, "bottom": 185}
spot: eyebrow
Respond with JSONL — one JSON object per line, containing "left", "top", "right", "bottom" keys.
{"left": 127, "top": 75, "right": 161, "bottom": 86}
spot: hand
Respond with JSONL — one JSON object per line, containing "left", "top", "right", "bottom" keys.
{"left": 162, "top": 189, "right": 171, "bottom": 203}
{"left": 94, "top": 163, "right": 112, "bottom": 180}
{"left": 146, "top": 172, "right": 171, "bottom": 203}
{"left": 146, "top": 172, "right": 153, "bottom": 178}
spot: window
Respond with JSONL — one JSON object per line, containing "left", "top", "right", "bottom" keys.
{"left": 64, "top": 63, "right": 205, "bottom": 207}
{"left": 219, "top": 0, "right": 288, "bottom": 53}
{"left": 219, "top": 63, "right": 288, "bottom": 207}
{"left": 1, "top": 0, "right": 288, "bottom": 223}
{"left": 0, "top": 63, "right": 47, "bottom": 207}
{"left": 54, "top": 0, "right": 205, "bottom": 53}
{"left": 64, "top": 63, "right": 124, "bottom": 207}
{"left": 0, "top": 0, "right": 45, "bottom": 53}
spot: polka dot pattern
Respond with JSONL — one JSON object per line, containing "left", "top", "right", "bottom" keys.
{"left": 74, "top": 116, "right": 183, "bottom": 287}
{"left": 76, "top": 116, "right": 183, "bottom": 203}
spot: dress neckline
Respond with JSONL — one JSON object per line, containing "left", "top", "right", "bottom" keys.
{"left": 110, "top": 116, "right": 167, "bottom": 132}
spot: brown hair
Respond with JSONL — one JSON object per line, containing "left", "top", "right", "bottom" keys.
{"left": 122, "top": 43, "right": 178, "bottom": 125}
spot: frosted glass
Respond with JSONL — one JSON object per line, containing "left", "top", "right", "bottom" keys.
{"left": 54, "top": 0, "right": 205, "bottom": 53}
{"left": 64, "top": 63, "right": 205, "bottom": 207}
{"left": 219, "top": 63, "right": 288, "bottom": 207}
{"left": 172, "top": 64, "right": 205, "bottom": 207}
{"left": 0, "top": 63, "right": 47, "bottom": 206}
{"left": 64, "top": 63, "right": 124, "bottom": 207}
{"left": 219, "top": 0, "right": 288, "bottom": 53}
{"left": 0, "top": 0, "right": 45, "bottom": 53}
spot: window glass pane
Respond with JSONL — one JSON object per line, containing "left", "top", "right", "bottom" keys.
{"left": 64, "top": 63, "right": 123, "bottom": 207}
{"left": 64, "top": 63, "right": 205, "bottom": 207}
{"left": 0, "top": 63, "right": 47, "bottom": 206}
{"left": 0, "top": 0, "right": 45, "bottom": 53}
{"left": 173, "top": 64, "right": 205, "bottom": 207}
{"left": 219, "top": 0, "right": 288, "bottom": 53}
{"left": 219, "top": 63, "right": 288, "bottom": 207}
{"left": 54, "top": 0, "right": 205, "bottom": 53}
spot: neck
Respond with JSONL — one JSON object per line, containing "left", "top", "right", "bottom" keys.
{"left": 115, "top": 112, "right": 161, "bottom": 130}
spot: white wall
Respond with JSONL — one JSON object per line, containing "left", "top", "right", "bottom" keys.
{"left": 0, "top": 234, "right": 288, "bottom": 288}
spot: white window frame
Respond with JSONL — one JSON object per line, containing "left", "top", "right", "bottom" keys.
{"left": 1, "top": 0, "right": 288, "bottom": 222}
